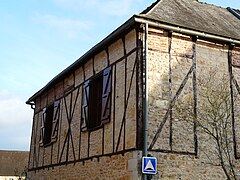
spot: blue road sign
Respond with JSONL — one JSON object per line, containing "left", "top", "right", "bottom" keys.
{"left": 142, "top": 157, "right": 157, "bottom": 174}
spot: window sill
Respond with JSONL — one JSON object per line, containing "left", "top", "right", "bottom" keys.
{"left": 43, "top": 142, "right": 52, "bottom": 147}
{"left": 88, "top": 124, "right": 103, "bottom": 132}
{"left": 42, "top": 140, "right": 56, "bottom": 147}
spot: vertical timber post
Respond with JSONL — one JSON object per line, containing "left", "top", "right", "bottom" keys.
{"left": 142, "top": 23, "right": 149, "bottom": 180}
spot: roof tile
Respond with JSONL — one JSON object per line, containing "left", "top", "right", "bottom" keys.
{"left": 141, "top": 0, "right": 240, "bottom": 40}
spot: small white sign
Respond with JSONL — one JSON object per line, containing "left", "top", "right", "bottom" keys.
{"left": 142, "top": 157, "right": 157, "bottom": 174}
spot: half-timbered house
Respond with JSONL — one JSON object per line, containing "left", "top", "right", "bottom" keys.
{"left": 27, "top": 0, "right": 240, "bottom": 179}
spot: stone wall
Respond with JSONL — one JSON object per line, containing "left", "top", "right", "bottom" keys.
{"left": 232, "top": 46, "right": 240, "bottom": 159}
{"left": 147, "top": 26, "right": 240, "bottom": 179}
{"left": 148, "top": 28, "right": 196, "bottom": 153}
{"left": 28, "top": 151, "right": 140, "bottom": 180}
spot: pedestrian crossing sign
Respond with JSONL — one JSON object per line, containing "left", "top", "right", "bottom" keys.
{"left": 142, "top": 157, "right": 157, "bottom": 174}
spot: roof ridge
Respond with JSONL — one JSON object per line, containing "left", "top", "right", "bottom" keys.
{"left": 198, "top": 0, "right": 227, "bottom": 10}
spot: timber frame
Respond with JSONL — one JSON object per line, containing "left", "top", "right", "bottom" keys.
{"left": 148, "top": 33, "right": 198, "bottom": 156}
{"left": 28, "top": 25, "right": 144, "bottom": 171}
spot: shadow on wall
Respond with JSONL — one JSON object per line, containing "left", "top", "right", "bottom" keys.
{"left": 147, "top": 28, "right": 240, "bottom": 178}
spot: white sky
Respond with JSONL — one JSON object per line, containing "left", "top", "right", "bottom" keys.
{"left": 0, "top": 0, "right": 239, "bottom": 150}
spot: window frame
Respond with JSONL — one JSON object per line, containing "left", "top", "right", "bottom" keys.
{"left": 39, "top": 100, "right": 60, "bottom": 147}
{"left": 88, "top": 72, "right": 104, "bottom": 130}
{"left": 81, "top": 66, "right": 112, "bottom": 132}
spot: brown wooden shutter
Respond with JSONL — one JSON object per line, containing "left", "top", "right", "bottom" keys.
{"left": 81, "top": 80, "right": 90, "bottom": 131}
{"left": 51, "top": 100, "right": 60, "bottom": 142}
{"left": 39, "top": 108, "right": 46, "bottom": 146}
{"left": 101, "top": 66, "right": 112, "bottom": 124}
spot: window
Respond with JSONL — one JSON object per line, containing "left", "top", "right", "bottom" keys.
{"left": 81, "top": 66, "right": 112, "bottom": 131}
{"left": 40, "top": 100, "right": 60, "bottom": 146}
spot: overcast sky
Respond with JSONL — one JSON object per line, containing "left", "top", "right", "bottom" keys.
{"left": 0, "top": 0, "right": 239, "bottom": 151}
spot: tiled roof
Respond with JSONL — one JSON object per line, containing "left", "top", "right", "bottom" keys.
{"left": 0, "top": 150, "right": 29, "bottom": 176}
{"left": 140, "top": 0, "right": 240, "bottom": 40}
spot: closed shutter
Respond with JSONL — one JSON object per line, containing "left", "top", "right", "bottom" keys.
{"left": 51, "top": 100, "right": 60, "bottom": 142}
{"left": 39, "top": 108, "right": 46, "bottom": 146}
{"left": 81, "top": 80, "right": 90, "bottom": 131}
{"left": 101, "top": 66, "right": 112, "bottom": 124}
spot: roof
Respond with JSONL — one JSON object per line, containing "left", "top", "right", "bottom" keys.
{"left": 26, "top": 0, "right": 240, "bottom": 104}
{"left": 141, "top": 0, "right": 240, "bottom": 40}
{"left": 0, "top": 150, "right": 29, "bottom": 176}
